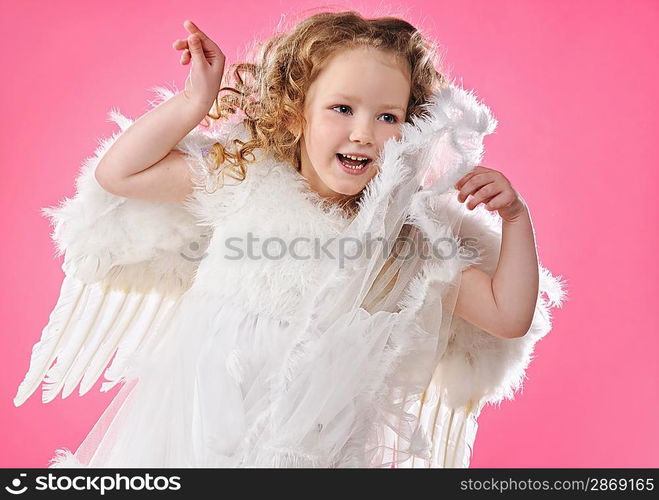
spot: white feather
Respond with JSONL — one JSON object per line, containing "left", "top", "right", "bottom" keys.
{"left": 14, "top": 86, "right": 215, "bottom": 406}
{"left": 14, "top": 276, "right": 86, "bottom": 407}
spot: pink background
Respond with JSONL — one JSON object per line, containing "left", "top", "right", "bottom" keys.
{"left": 2, "top": 0, "right": 657, "bottom": 468}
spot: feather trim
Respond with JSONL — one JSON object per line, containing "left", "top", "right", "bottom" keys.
{"left": 48, "top": 448, "right": 87, "bottom": 468}
{"left": 410, "top": 185, "right": 568, "bottom": 409}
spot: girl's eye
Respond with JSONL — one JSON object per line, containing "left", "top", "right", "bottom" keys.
{"left": 331, "top": 105, "right": 352, "bottom": 115}
{"left": 380, "top": 114, "right": 398, "bottom": 124}
{"left": 330, "top": 105, "right": 399, "bottom": 124}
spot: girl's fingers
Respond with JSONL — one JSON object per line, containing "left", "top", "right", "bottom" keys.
{"left": 183, "top": 19, "right": 223, "bottom": 57}
{"left": 184, "top": 20, "right": 208, "bottom": 40}
{"left": 465, "top": 183, "right": 499, "bottom": 210}
{"left": 457, "top": 174, "right": 492, "bottom": 202}
{"left": 180, "top": 49, "right": 191, "bottom": 65}
{"left": 455, "top": 172, "right": 476, "bottom": 191}
{"left": 455, "top": 165, "right": 489, "bottom": 190}
{"left": 187, "top": 35, "right": 209, "bottom": 66}
{"left": 483, "top": 192, "right": 508, "bottom": 211}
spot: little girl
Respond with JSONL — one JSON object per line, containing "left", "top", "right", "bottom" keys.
{"left": 14, "top": 11, "right": 566, "bottom": 468}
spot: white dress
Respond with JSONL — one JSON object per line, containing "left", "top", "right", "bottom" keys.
{"left": 61, "top": 158, "right": 362, "bottom": 467}
{"left": 14, "top": 84, "right": 567, "bottom": 468}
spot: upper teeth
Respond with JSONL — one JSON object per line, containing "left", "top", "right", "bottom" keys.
{"left": 341, "top": 154, "right": 369, "bottom": 161}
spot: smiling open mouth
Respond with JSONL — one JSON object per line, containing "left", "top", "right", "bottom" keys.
{"left": 336, "top": 153, "right": 371, "bottom": 171}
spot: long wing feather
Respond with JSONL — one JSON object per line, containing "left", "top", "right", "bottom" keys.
{"left": 41, "top": 282, "right": 113, "bottom": 403}
{"left": 14, "top": 85, "right": 219, "bottom": 408}
{"left": 61, "top": 287, "right": 130, "bottom": 398}
{"left": 77, "top": 290, "right": 146, "bottom": 396}
{"left": 99, "top": 291, "right": 175, "bottom": 393}
{"left": 15, "top": 277, "right": 190, "bottom": 406}
{"left": 14, "top": 276, "right": 87, "bottom": 407}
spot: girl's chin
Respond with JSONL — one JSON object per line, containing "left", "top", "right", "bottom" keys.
{"left": 323, "top": 175, "right": 368, "bottom": 197}
{"left": 307, "top": 164, "right": 373, "bottom": 198}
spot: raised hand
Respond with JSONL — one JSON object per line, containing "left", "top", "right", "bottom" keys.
{"left": 454, "top": 165, "right": 527, "bottom": 222}
{"left": 172, "top": 20, "right": 226, "bottom": 110}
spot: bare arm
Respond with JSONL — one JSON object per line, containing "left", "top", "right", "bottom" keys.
{"left": 451, "top": 166, "right": 540, "bottom": 339}
{"left": 96, "top": 148, "right": 196, "bottom": 203}
{"left": 95, "top": 20, "right": 225, "bottom": 203}
{"left": 94, "top": 93, "right": 209, "bottom": 203}
{"left": 454, "top": 202, "right": 539, "bottom": 339}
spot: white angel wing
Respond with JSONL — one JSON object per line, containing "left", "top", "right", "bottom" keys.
{"left": 374, "top": 83, "right": 568, "bottom": 467}
{"left": 409, "top": 191, "right": 568, "bottom": 468}
{"left": 20, "top": 276, "right": 187, "bottom": 405}
{"left": 14, "top": 86, "right": 220, "bottom": 407}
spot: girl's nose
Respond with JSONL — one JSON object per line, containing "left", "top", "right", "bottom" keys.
{"left": 349, "top": 120, "right": 374, "bottom": 145}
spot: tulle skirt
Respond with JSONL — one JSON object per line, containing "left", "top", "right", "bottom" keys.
{"left": 49, "top": 286, "right": 304, "bottom": 467}
{"left": 48, "top": 283, "right": 478, "bottom": 468}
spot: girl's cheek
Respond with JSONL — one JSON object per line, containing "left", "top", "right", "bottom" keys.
{"left": 382, "top": 125, "right": 403, "bottom": 142}
{"left": 320, "top": 115, "right": 342, "bottom": 131}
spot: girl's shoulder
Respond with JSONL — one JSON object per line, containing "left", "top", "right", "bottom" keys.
{"left": 179, "top": 119, "right": 302, "bottom": 226}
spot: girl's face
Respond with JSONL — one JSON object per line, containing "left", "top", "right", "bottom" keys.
{"left": 298, "top": 47, "right": 411, "bottom": 203}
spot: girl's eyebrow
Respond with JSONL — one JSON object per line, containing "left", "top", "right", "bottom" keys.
{"left": 329, "top": 93, "right": 406, "bottom": 113}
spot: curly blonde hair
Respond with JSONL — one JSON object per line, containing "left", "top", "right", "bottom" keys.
{"left": 201, "top": 9, "right": 448, "bottom": 213}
